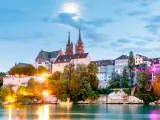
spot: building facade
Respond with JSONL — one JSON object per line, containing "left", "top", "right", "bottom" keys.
{"left": 35, "top": 50, "right": 63, "bottom": 73}
{"left": 92, "top": 60, "right": 115, "bottom": 88}
{"left": 52, "top": 28, "right": 91, "bottom": 73}
{"left": 115, "top": 55, "right": 129, "bottom": 74}
{"left": 52, "top": 53, "right": 91, "bottom": 73}
{"left": 135, "top": 54, "right": 149, "bottom": 65}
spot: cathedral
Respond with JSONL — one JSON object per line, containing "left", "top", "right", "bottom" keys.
{"left": 52, "top": 28, "right": 91, "bottom": 73}
{"left": 65, "top": 28, "right": 84, "bottom": 55}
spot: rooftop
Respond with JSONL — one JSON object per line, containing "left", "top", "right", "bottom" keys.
{"left": 35, "top": 50, "right": 61, "bottom": 61}
{"left": 115, "top": 55, "right": 129, "bottom": 60}
{"left": 54, "top": 53, "right": 89, "bottom": 63}
{"left": 92, "top": 60, "right": 115, "bottom": 67}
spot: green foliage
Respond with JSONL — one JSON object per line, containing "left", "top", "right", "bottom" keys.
{"left": 59, "top": 93, "right": 69, "bottom": 102}
{"left": 79, "top": 77, "right": 93, "bottom": 101}
{"left": 134, "top": 91, "right": 159, "bottom": 103}
{"left": 87, "top": 62, "right": 98, "bottom": 74}
{"left": 108, "top": 72, "right": 121, "bottom": 89}
{"left": 27, "top": 79, "right": 42, "bottom": 95}
{"left": 137, "top": 71, "right": 148, "bottom": 92}
{"left": 8, "top": 65, "right": 36, "bottom": 76}
{"left": 64, "top": 63, "right": 75, "bottom": 80}
{"left": 87, "top": 63, "right": 99, "bottom": 90}
{"left": 121, "top": 67, "right": 129, "bottom": 88}
{"left": 96, "top": 88, "right": 112, "bottom": 95}
{"left": 0, "top": 72, "right": 6, "bottom": 87}
{"left": 0, "top": 86, "right": 13, "bottom": 102}
{"left": 69, "top": 73, "right": 80, "bottom": 102}
{"left": 48, "top": 71, "right": 61, "bottom": 80}
{"left": 88, "top": 91, "right": 98, "bottom": 100}
{"left": 37, "top": 66, "right": 47, "bottom": 75}
{"left": 128, "top": 51, "right": 135, "bottom": 87}
{"left": 16, "top": 85, "right": 27, "bottom": 96}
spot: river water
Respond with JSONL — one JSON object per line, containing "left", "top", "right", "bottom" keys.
{"left": 0, "top": 104, "right": 160, "bottom": 120}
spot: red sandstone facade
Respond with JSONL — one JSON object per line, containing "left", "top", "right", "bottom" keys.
{"left": 65, "top": 28, "right": 84, "bottom": 55}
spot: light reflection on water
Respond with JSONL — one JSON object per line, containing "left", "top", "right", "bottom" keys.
{"left": 1, "top": 104, "right": 160, "bottom": 120}
{"left": 8, "top": 105, "right": 12, "bottom": 120}
{"left": 37, "top": 105, "right": 49, "bottom": 120}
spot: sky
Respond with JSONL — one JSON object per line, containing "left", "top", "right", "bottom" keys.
{"left": 1, "top": 0, "right": 160, "bottom": 72}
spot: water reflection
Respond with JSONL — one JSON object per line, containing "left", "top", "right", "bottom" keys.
{"left": 37, "top": 105, "right": 49, "bottom": 120}
{"left": 149, "top": 110, "right": 160, "bottom": 120}
{"left": 8, "top": 105, "right": 12, "bottom": 120}
{"left": 1, "top": 104, "right": 160, "bottom": 120}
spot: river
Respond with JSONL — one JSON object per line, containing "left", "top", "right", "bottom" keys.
{"left": 0, "top": 104, "right": 160, "bottom": 120}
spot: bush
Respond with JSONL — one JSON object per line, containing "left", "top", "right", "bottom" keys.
{"left": 88, "top": 91, "right": 98, "bottom": 101}
{"left": 59, "top": 94, "right": 69, "bottom": 102}
{"left": 134, "top": 91, "right": 159, "bottom": 103}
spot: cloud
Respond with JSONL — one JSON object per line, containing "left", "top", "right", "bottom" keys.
{"left": 143, "top": 16, "right": 160, "bottom": 23}
{"left": 110, "top": 42, "right": 122, "bottom": 47}
{"left": 144, "top": 24, "right": 160, "bottom": 34}
{"left": 119, "top": 47, "right": 151, "bottom": 53}
{"left": 127, "top": 10, "right": 149, "bottom": 16}
{"left": 84, "top": 18, "right": 114, "bottom": 27}
{"left": 134, "top": 41, "right": 147, "bottom": 45}
{"left": 0, "top": 32, "right": 46, "bottom": 42}
{"left": 114, "top": 9, "right": 126, "bottom": 16}
{"left": 84, "top": 32, "right": 107, "bottom": 42}
{"left": 117, "top": 38, "right": 131, "bottom": 43}
{"left": 44, "top": 12, "right": 114, "bottom": 43}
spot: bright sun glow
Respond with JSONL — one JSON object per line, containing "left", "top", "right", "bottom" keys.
{"left": 61, "top": 2, "right": 80, "bottom": 20}
{"left": 42, "top": 90, "right": 49, "bottom": 96}
{"left": 62, "top": 3, "right": 79, "bottom": 14}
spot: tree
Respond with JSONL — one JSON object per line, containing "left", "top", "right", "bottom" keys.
{"left": 69, "top": 73, "right": 80, "bottom": 102}
{"left": 87, "top": 63, "right": 99, "bottom": 90}
{"left": 108, "top": 72, "right": 121, "bottom": 89}
{"left": 27, "top": 79, "right": 41, "bottom": 95}
{"left": 48, "top": 71, "right": 61, "bottom": 81}
{"left": 153, "top": 73, "right": 160, "bottom": 96}
{"left": 24, "top": 65, "right": 36, "bottom": 76}
{"left": 128, "top": 51, "right": 135, "bottom": 87}
{"left": 64, "top": 63, "right": 75, "bottom": 80}
{"left": 8, "top": 65, "right": 36, "bottom": 76}
{"left": 8, "top": 66, "right": 24, "bottom": 76}
{"left": 121, "top": 67, "right": 129, "bottom": 88}
{"left": 16, "top": 85, "right": 27, "bottom": 96}
{"left": 79, "top": 77, "right": 93, "bottom": 101}
{"left": 137, "top": 71, "right": 148, "bottom": 92}
{"left": 37, "top": 66, "right": 47, "bottom": 75}
{"left": 0, "top": 86, "right": 13, "bottom": 102}
{"left": 0, "top": 72, "right": 6, "bottom": 87}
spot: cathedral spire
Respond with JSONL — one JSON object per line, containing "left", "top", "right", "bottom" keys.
{"left": 78, "top": 28, "right": 82, "bottom": 42}
{"left": 68, "top": 32, "right": 70, "bottom": 44}
{"left": 65, "top": 32, "right": 73, "bottom": 55}
{"left": 75, "top": 28, "right": 84, "bottom": 54}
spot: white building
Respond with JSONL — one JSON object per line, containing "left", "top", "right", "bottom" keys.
{"left": 3, "top": 76, "right": 45, "bottom": 91}
{"left": 92, "top": 60, "right": 115, "bottom": 88}
{"left": 115, "top": 55, "right": 128, "bottom": 74}
{"left": 52, "top": 53, "right": 92, "bottom": 73}
{"left": 135, "top": 54, "right": 150, "bottom": 65}
{"left": 35, "top": 50, "right": 63, "bottom": 73}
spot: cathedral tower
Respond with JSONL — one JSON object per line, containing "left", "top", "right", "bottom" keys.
{"left": 75, "top": 28, "right": 84, "bottom": 54}
{"left": 65, "top": 32, "right": 73, "bottom": 55}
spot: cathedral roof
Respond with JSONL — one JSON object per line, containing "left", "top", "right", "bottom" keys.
{"left": 54, "top": 53, "right": 88, "bottom": 63}
{"left": 92, "top": 60, "right": 115, "bottom": 67}
{"left": 115, "top": 55, "right": 129, "bottom": 60}
{"left": 16, "top": 63, "right": 29, "bottom": 66}
{"left": 35, "top": 50, "right": 61, "bottom": 61}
